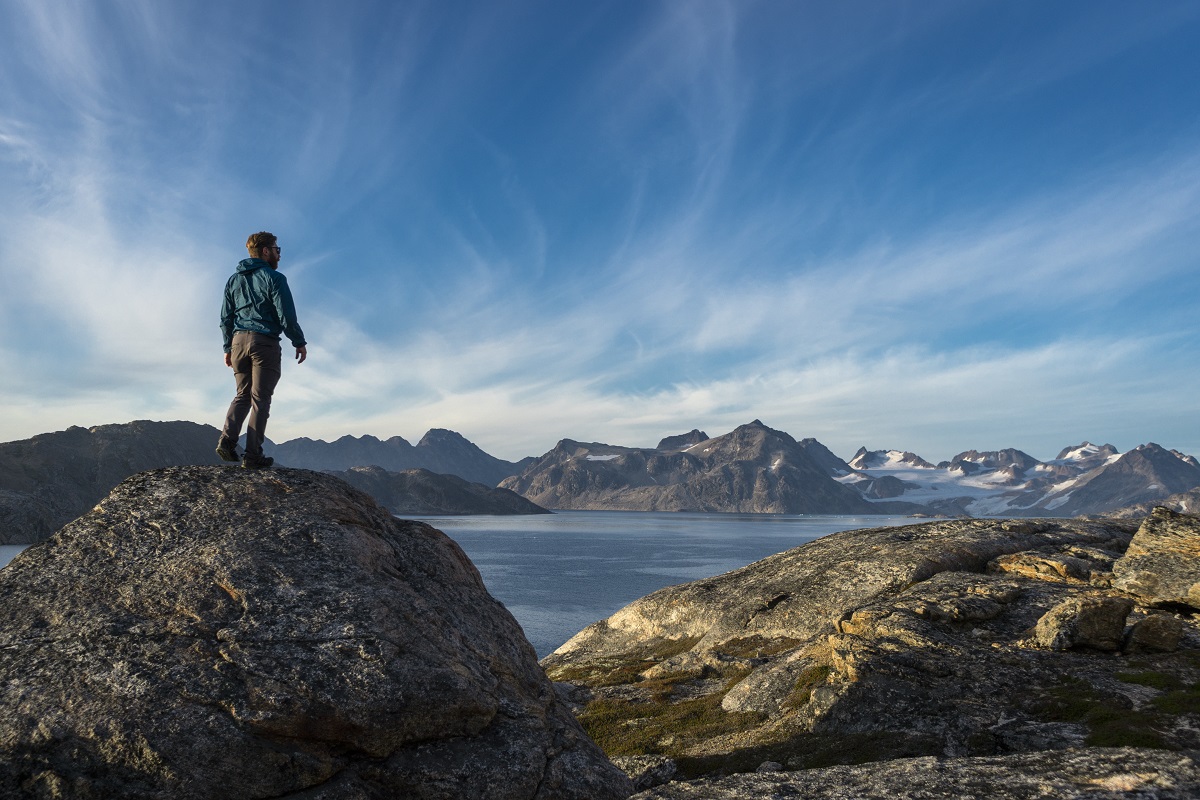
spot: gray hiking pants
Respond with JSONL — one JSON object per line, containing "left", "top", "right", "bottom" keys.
{"left": 221, "top": 331, "right": 282, "bottom": 458}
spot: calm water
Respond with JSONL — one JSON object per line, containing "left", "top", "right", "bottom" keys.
{"left": 421, "top": 511, "right": 915, "bottom": 657}
{"left": 0, "top": 513, "right": 916, "bottom": 658}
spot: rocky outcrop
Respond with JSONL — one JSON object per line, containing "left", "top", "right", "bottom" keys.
{"left": 502, "top": 420, "right": 921, "bottom": 514}
{"left": 0, "top": 466, "right": 629, "bottom": 799}
{"left": 327, "top": 465, "right": 550, "bottom": 515}
{"left": 0, "top": 420, "right": 227, "bottom": 544}
{"left": 544, "top": 512, "right": 1200, "bottom": 783}
{"left": 1113, "top": 506, "right": 1200, "bottom": 608}
{"left": 630, "top": 748, "right": 1200, "bottom": 799}
{"left": 270, "top": 428, "right": 531, "bottom": 486}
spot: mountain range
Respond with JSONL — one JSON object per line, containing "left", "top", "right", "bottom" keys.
{"left": 3, "top": 418, "right": 1198, "bottom": 545}
{"left": 499, "top": 421, "right": 913, "bottom": 514}
{"left": 500, "top": 421, "right": 1200, "bottom": 519}
{"left": 842, "top": 441, "right": 1200, "bottom": 517}
{"left": 266, "top": 429, "right": 532, "bottom": 486}
{"left": 0, "top": 421, "right": 542, "bottom": 544}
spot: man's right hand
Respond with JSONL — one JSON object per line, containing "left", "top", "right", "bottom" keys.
{"left": 224, "top": 353, "right": 232, "bottom": 368}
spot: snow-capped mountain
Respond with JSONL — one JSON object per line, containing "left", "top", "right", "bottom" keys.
{"left": 839, "top": 441, "right": 1200, "bottom": 517}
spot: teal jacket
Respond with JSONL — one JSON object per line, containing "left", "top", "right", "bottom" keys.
{"left": 220, "top": 258, "right": 307, "bottom": 353}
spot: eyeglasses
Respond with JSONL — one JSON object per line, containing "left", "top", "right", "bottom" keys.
{"left": 268, "top": 246, "right": 281, "bottom": 254}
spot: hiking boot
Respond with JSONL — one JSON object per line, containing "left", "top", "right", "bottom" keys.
{"left": 241, "top": 454, "right": 274, "bottom": 470}
{"left": 216, "top": 439, "right": 240, "bottom": 462}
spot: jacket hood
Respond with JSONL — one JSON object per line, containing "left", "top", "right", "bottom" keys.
{"left": 237, "top": 258, "right": 271, "bottom": 273}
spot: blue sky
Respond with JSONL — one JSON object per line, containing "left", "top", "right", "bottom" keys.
{"left": 1, "top": 1, "right": 1198, "bottom": 464}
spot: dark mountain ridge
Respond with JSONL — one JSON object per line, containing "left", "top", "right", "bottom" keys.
{"left": 269, "top": 428, "right": 530, "bottom": 486}
{"left": 327, "top": 466, "right": 550, "bottom": 516}
{"left": 0, "top": 421, "right": 540, "bottom": 544}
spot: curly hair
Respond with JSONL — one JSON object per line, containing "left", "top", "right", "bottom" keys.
{"left": 246, "top": 231, "right": 277, "bottom": 254}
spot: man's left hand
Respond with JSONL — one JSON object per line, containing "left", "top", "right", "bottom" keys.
{"left": 296, "top": 346, "right": 307, "bottom": 364}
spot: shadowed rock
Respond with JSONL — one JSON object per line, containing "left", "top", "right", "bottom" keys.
{"left": 326, "top": 465, "right": 550, "bottom": 515}
{"left": 0, "top": 466, "right": 630, "bottom": 799}
{"left": 0, "top": 420, "right": 227, "bottom": 544}
{"left": 629, "top": 748, "right": 1200, "bottom": 799}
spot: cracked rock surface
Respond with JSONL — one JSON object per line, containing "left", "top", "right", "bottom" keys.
{"left": 545, "top": 513, "right": 1200, "bottom": 789}
{"left": 0, "top": 466, "right": 630, "bottom": 799}
{"left": 631, "top": 747, "right": 1200, "bottom": 799}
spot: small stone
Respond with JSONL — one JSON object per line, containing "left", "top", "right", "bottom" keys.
{"left": 756, "top": 760, "right": 784, "bottom": 773}
{"left": 613, "top": 755, "right": 677, "bottom": 790}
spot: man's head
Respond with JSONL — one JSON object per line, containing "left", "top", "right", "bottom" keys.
{"left": 246, "top": 231, "right": 281, "bottom": 268}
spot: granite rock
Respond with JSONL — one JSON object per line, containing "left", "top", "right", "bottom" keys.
{"left": 0, "top": 466, "right": 629, "bottom": 799}
{"left": 545, "top": 514, "right": 1200, "bottom": 775}
{"left": 1113, "top": 507, "right": 1200, "bottom": 609}
{"left": 1033, "top": 596, "right": 1134, "bottom": 651}
{"left": 630, "top": 748, "right": 1200, "bottom": 799}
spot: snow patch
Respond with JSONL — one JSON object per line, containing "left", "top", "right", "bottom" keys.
{"left": 585, "top": 454, "right": 620, "bottom": 462}
{"left": 1045, "top": 491, "right": 1075, "bottom": 511}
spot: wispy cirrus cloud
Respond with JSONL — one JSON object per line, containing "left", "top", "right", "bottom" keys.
{"left": 0, "top": 1, "right": 1197, "bottom": 467}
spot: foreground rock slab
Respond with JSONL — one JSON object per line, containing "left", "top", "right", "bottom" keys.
{"left": 545, "top": 515, "right": 1200, "bottom": 776}
{"left": 631, "top": 747, "right": 1200, "bottom": 799}
{"left": 0, "top": 466, "right": 630, "bottom": 799}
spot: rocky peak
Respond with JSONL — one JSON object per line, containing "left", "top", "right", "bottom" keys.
{"left": 657, "top": 430, "right": 710, "bottom": 451}
{"left": 702, "top": 420, "right": 796, "bottom": 462}
{"left": 0, "top": 466, "right": 629, "bottom": 799}
{"left": 1172, "top": 449, "right": 1200, "bottom": 468}
{"left": 946, "top": 448, "right": 1040, "bottom": 472}
{"left": 849, "top": 448, "right": 933, "bottom": 471}
{"left": 797, "top": 438, "right": 855, "bottom": 477}
{"left": 416, "top": 427, "right": 470, "bottom": 448}
{"left": 1052, "top": 441, "right": 1119, "bottom": 467}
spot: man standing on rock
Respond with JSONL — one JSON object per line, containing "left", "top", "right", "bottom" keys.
{"left": 216, "top": 231, "right": 307, "bottom": 469}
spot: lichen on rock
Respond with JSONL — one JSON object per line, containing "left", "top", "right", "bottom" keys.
{"left": 0, "top": 466, "right": 630, "bottom": 799}
{"left": 544, "top": 512, "right": 1200, "bottom": 785}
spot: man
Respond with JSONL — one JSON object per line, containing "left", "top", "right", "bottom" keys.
{"left": 216, "top": 231, "right": 308, "bottom": 469}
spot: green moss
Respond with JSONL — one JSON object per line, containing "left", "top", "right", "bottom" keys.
{"left": 1031, "top": 675, "right": 1174, "bottom": 749}
{"left": 578, "top": 671, "right": 762, "bottom": 758}
{"left": 545, "top": 636, "right": 704, "bottom": 686}
{"left": 717, "top": 636, "right": 804, "bottom": 659}
{"left": 1152, "top": 686, "right": 1200, "bottom": 715}
{"left": 1116, "top": 671, "right": 1185, "bottom": 691}
{"left": 673, "top": 732, "right": 943, "bottom": 780}
{"left": 783, "top": 664, "right": 832, "bottom": 709}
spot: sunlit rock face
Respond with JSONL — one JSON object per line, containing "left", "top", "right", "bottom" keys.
{"left": 545, "top": 512, "right": 1200, "bottom": 784}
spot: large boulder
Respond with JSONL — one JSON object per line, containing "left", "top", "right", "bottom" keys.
{"left": 1113, "top": 507, "right": 1200, "bottom": 609}
{"left": 0, "top": 466, "right": 630, "bottom": 799}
